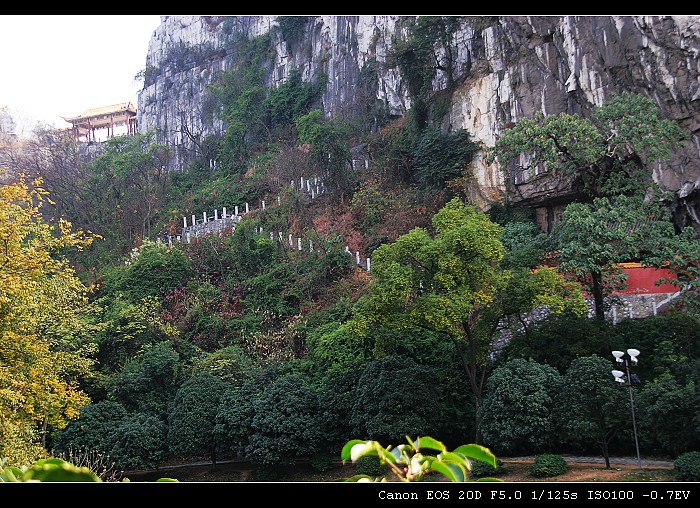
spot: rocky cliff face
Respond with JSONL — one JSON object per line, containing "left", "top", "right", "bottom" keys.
{"left": 137, "top": 15, "right": 700, "bottom": 227}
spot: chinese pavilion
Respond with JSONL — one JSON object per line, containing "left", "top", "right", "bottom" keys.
{"left": 62, "top": 101, "right": 137, "bottom": 142}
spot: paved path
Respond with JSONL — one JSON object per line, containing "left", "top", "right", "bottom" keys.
{"left": 505, "top": 456, "right": 673, "bottom": 467}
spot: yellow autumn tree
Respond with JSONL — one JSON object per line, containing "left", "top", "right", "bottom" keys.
{"left": 0, "top": 174, "right": 98, "bottom": 466}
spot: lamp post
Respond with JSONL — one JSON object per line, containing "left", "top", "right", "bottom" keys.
{"left": 611, "top": 348, "right": 642, "bottom": 472}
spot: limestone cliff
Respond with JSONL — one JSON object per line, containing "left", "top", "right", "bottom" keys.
{"left": 137, "top": 15, "right": 700, "bottom": 227}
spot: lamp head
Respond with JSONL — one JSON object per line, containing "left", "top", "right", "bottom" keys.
{"left": 627, "top": 348, "right": 640, "bottom": 365}
{"left": 612, "top": 350, "right": 625, "bottom": 363}
{"left": 611, "top": 370, "right": 625, "bottom": 383}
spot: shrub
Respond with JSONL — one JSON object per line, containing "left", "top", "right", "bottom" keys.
{"left": 350, "top": 356, "right": 444, "bottom": 443}
{"left": 246, "top": 375, "right": 325, "bottom": 465}
{"left": 310, "top": 452, "right": 333, "bottom": 473}
{"left": 471, "top": 458, "right": 505, "bottom": 478}
{"left": 105, "top": 413, "right": 167, "bottom": 471}
{"left": 674, "top": 451, "right": 700, "bottom": 481}
{"left": 52, "top": 400, "right": 128, "bottom": 456}
{"left": 530, "top": 454, "right": 568, "bottom": 478}
{"left": 168, "top": 373, "right": 227, "bottom": 461}
{"left": 355, "top": 455, "right": 389, "bottom": 478}
{"left": 480, "top": 358, "right": 562, "bottom": 455}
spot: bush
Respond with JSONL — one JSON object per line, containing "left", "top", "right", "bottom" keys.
{"left": 168, "top": 373, "right": 227, "bottom": 461}
{"left": 530, "top": 454, "right": 568, "bottom": 478}
{"left": 105, "top": 413, "right": 167, "bottom": 471}
{"left": 470, "top": 458, "right": 505, "bottom": 478}
{"left": 310, "top": 452, "right": 333, "bottom": 473}
{"left": 246, "top": 375, "right": 325, "bottom": 465}
{"left": 355, "top": 455, "right": 388, "bottom": 477}
{"left": 674, "top": 451, "right": 700, "bottom": 481}
{"left": 480, "top": 358, "right": 562, "bottom": 455}
{"left": 350, "top": 356, "right": 444, "bottom": 444}
{"left": 52, "top": 400, "right": 128, "bottom": 455}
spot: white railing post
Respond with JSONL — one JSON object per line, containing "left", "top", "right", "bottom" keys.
{"left": 223, "top": 207, "right": 227, "bottom": 219}
{"left": 183, "top": 216, "right": 188, "bottom": 228}
{"left": 245, "top": 202, "right": 249, "bottom": 213}
{"left": 298, "top": 238, "right": 302, "bottom": 251}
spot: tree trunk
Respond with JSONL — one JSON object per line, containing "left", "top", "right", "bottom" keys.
{"left": 601, "top": 439, "right": 611, "bottom": 469}
{"left": 591, "top": 271, "right": 606, "bottom": 320}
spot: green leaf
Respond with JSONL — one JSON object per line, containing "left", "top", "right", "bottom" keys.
{"left": 341, "top": 439, "right": 367, "bottom": 462}
{"left": 476, "top": 477, "right": 505, "bottom": 482}
{"left": 453, "top": 444, "right": 497, "bottom": 467}
{"left": 0, "top": 466, "right": 21, "bottom": 482}
{"left": 350, "top": 441, "right": 375, "bottom": 462}
{"left": 376, "top": 446, "right": 399, "bottom": 464}
{"left": 155, "top": 478, "right": 179, "bottom": 482}
{"left": 438, "top": 451, "right": 471, "bottom": 469}
{"left": 414, "top": 436, "right": 446, "bottom": 452}
{"left": 430, "top": 460, "right": 465, "bottom": 482}
{"left": 22, "top": 459, "right": 101, "bottom": 482}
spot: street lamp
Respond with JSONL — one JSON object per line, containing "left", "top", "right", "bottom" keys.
{"left": 611, "top": 348, "right": 642, "bottom": 471}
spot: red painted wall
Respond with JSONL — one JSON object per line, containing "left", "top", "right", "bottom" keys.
{"left": 619, "top": 266, "right": 678, "bottom": 294}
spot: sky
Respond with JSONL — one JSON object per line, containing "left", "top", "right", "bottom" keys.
{"left": 0, "top": 15, "right": 162, "bottom": 136}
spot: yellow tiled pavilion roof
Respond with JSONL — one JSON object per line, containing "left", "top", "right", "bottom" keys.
{"left": 63, "top": 102, "right": 137, "bottom": 122}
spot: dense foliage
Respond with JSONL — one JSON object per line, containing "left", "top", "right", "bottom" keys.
{"left": 2, "top": 34, "right": 697, "bottom": 480}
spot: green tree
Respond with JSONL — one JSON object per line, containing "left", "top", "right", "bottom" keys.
{"left": 479, "top": 358, "right": 562, "bottom": 455}
{"left": 412, "top": 127, "right": 478, "bottom": 189}
{"left": 350, "top": 197, "right": 586, "bottom": 443}
{"left": 105, "top": 412, "right": 167, "bottom": 471}
{"left": 295, "top": 109, "right": 353, "bottom": 202}
{"left": 486, "top": 92, "right": 685, "bottom": 198}
{"left": 83, "top": 133, "right": 173, "bottom": 262}
{"left": 495, "top": 314, "right": 617, "bottom": 374}
{"left": 636, "top": 374, "right": 699, "bottom": 456}
{"left": 101, "top": 240, "right": 192, "bottom": 304}
{"left": 350, "top": 356, "right": 444, "bottom": 444}
{"left": 167, "top": 373, "right": 227, "bottom": 465}
{"left": 265, "top": 66, "right": 321, "bottom": 141}
{"left": 191, "top": 345, "right": 257, "bottom": 386}
{"left": 96, "top": 296, "right": 180, "bottom": 375}
{"left": 555, "top": 193, "right": 691, "bottom": 319}
{"left": 215, "top": 371, "right": 272, "bottom": 458}
{"left": 51, "top": 400, "right": 128, "bottom": 457}
{"left": 317, "top": 362, "right": 365, "bottom": 456}
{"left": 108, "top": 341, "right": 182, "bottom": 419}
{"left": 212, "top": 34, "right": 273, "bottom": 170}
{"left": 246, "top": 375, "right": 325, "bottom": 466}
{"left": 560, "top": 355, "right": 627, "bottom": 468}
